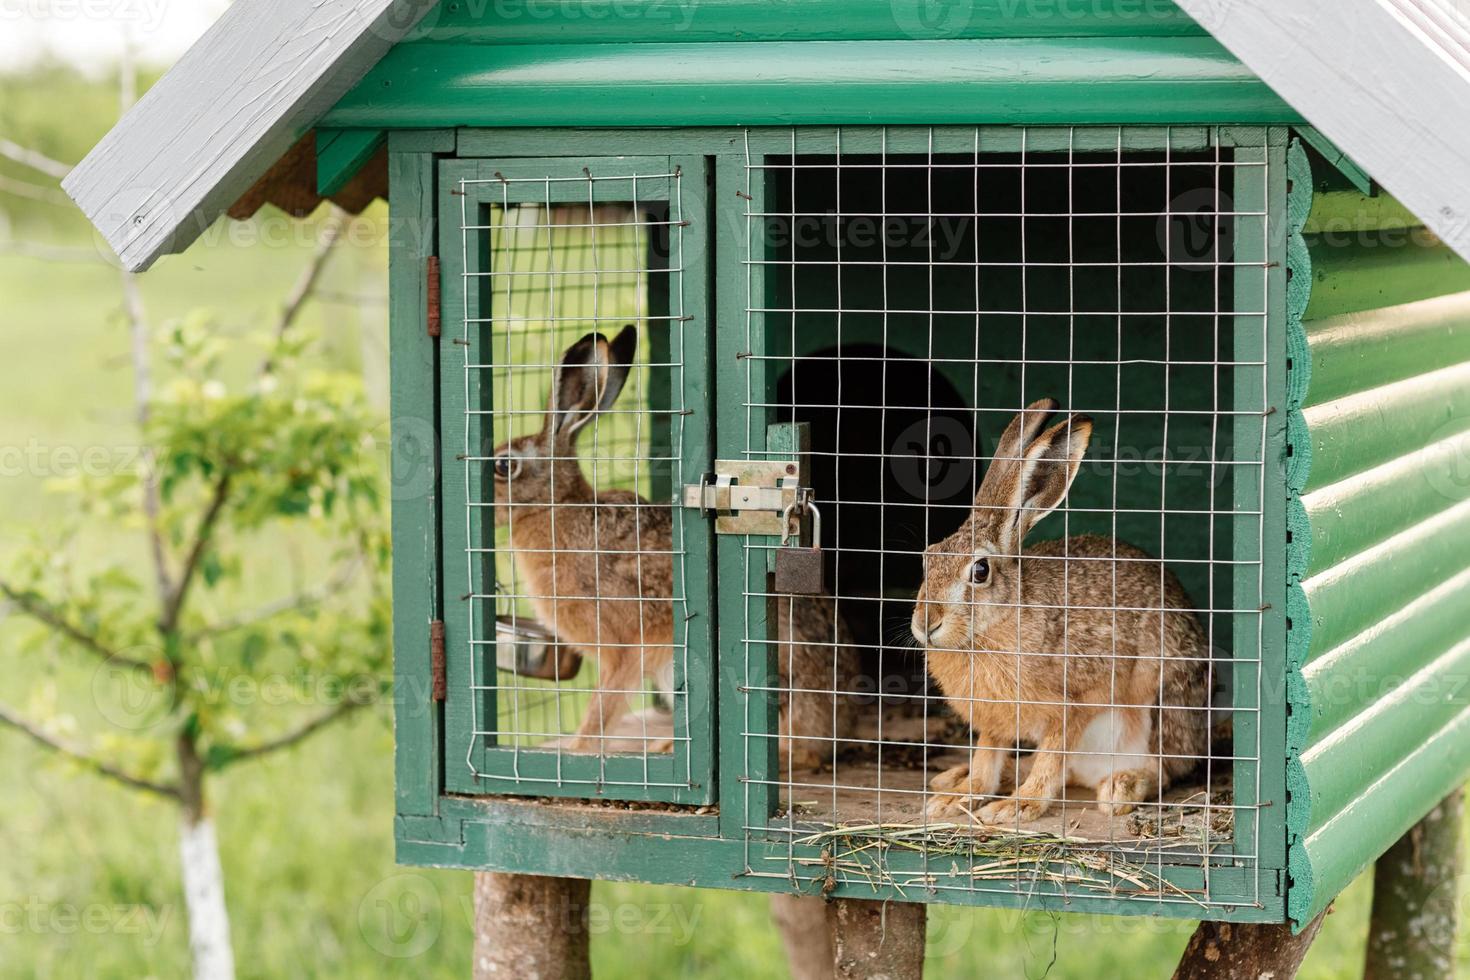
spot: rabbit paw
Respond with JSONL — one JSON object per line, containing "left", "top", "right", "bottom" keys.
{"left": 978, "top": 796, "right": 1050, "bottom": 826}
{"left": 778, "top": 746, "right": 827, "bottom": 773}
{"left": 1094, "top": 770, "right": 1154, "bottom": 816}
{"left": 929, "top": 764, "right": 973, "bottom": 793}
{"left": 925, "top": 764, "right": 1005, "bottom": 821}
{"left": 925, "top": 792, "right": 980, "bottom": 821}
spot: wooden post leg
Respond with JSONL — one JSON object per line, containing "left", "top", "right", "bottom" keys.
{"left": 771, "top": 895, "right": 835, "bottom": 980}
{"left": 1171, "top": 914, "right": 1325, "bottom": 980}
{"left": 1365, "top": 786, "right": 1464, "bottom": 980}
{"left": 472, "top": 872, "right": 591, "bottom": 980}
{"left": 828, "top": 898, "right": 927, "bottom": 980}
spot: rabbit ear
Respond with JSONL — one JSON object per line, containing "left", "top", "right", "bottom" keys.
{"left": 1003, "top": 414, "right": 1093, "bottom": 549}
{"left": 595, "top": 324, "right": 638, "bottom": 413}
{"left": 974, "top": 397, "right": 1060, "bottom": 509}
{"left": 548, "top": 332, "right": 612, "bottom": 437}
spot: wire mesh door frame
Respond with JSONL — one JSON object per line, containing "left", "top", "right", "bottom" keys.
{"left": 438, "top": 154, "right": 716, "bottom": 804}
{"left": 724, "top": 125, "right": 1288, "bottom": 913}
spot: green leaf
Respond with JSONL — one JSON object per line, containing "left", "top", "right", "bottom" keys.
{"left": 200, "top": 551, "right": 224, "bottom": 589}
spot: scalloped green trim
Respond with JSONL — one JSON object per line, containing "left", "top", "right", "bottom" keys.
{"left": 1283, "top": 137, "right": 1317, "bottom": 929}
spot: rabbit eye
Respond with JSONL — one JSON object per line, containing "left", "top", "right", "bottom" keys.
{"left": 493, "top": 453, "right": 521, "bottom": 480}
{"left": 968, "top": 558, "right": 991, "bottom": 586}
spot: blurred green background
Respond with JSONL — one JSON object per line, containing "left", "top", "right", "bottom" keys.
{"left": 0, "top": 58, "right": 1459, "bottom": 980}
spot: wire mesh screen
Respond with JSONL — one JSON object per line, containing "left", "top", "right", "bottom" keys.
{"left": 739, "top": 128, "right": 1269, "bottom": 911}
{"left": 457, "top": 166, "right": 694, "bottom": 787}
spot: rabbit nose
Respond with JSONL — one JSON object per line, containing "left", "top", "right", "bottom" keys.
{"left": 911, "top": 604, "right": 938, "bottom": 646}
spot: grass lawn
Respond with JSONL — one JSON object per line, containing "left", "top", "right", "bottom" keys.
{"left": 0, "top": 214, "right": 1457, "bottom": 979}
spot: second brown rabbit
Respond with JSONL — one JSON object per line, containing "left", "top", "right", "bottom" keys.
{"left": 491, "top": 325, "right": 859, "bottom": 769}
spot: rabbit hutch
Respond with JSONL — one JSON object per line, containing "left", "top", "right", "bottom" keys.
{"left": 66, "top": 0, "right": 1470, "bottom": 935}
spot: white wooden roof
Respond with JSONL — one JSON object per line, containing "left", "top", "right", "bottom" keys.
{"left": 62, "top": 0, "right": 433, "bottom": 272}
{"left": 1172, "top": 0, "right": 1470, "bottom": 260}
{"left": 66, "top": 0, "right": 1470, "bottom": 270}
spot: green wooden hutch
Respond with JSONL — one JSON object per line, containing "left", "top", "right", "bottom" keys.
{"left": 66, "top": 0, "right": 1470, "bottom": 932}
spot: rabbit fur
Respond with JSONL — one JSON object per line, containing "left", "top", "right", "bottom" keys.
{"left": 491, "top": 325, "right": 859, "bottom": 769}
{"left": 912, "top": 397, "right": 1210, "bottom": 824}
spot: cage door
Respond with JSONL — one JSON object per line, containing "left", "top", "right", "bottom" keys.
{"left": 723, "top": 127, "right": 1280, "bottom": 913}
{"left": 437, "top": 155, "right": 714, "bottom": 804}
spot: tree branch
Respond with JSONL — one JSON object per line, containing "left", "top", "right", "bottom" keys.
{"left": 0, "top": 239, "right": 103, "bottom": 263}
{"left": 0, "top": 174, "right": 72, "bottom": 206}
{"left": 215, "top": 699, "right": 369, "bottom": 769}
{"left": 260, "top": 206, "right": 350, "bottom": 376}
{"left": 0, "top": 137, "right": 73, "bottom": 179}
{"left": 108, "top": 44, "right": 174, "bottom": 618}
{"left": 159, "top": 472, "right": 232, "bottom": 635}
{"left": 0, "top": 577, "right": 153, "bottom": 674}
{"left": 0, "top": 702, "right": 180, "bottom": 800}
{"left": 121, "top": 260, "right": 174, "bottom": 610}
{"left": 195, "top": 555, "right": 364, "bottom": 638}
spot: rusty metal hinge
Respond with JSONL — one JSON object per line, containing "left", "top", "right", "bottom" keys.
{"left": 429, "top": 619, "right": 446, "bottom": 701}
{"left": 426, "top": 255, "right": 442, "bottom": 339}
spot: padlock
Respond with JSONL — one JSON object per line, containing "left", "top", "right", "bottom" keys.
{"left": 774, "top": 501, "right": 826, "bottom": 595}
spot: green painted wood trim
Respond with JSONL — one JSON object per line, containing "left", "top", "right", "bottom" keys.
{"left": 316, "top": 128, "right": 386, "bottom": 196}
{"left": 1238, "top": 134, "right": 1292, "bottom": 880}
{"left": 388, "top": 129, "right": 457, "bottom": 153}
{"left": 422, "top": 0, "right": 1208, "bottom": 43}
{"left": 1294, "top": 127, "right": 1373, "bottom": 197}
{"left": 322, "top": 38, "right": 1301, "bottom": 130}
{"left": 397, "top": 805, "right": 1288, "bottom": 923}
{"left": 1302, "top": 292, "right": 1470, "bottom": 408}
{"left": 1303, "top": 235, "right": 1470, "bottom": 321}
{"left": 436, "top": 157, "right": 484, "bottom": 795}
{"left": 1303, "top": 191, "right": 1425, "bottom": 236}
{"left": 460, "top": 125, "right": 1243, "bottom": 158}
{"left": 672, "top": 153, "right": 721, "bottom": 809}
{"left": 439, "top": 794, "right": 720, "bottom": 837}
{"left": 1281, "top": 138, "right": 1315, "bottom": 930}
{"left": 1302, "top": 430, "right": 1470, "bottom": 577}
{"left": 1302, "top": 499, "right": 1470, "bottom": 661}
{"left": 1299, "top": 361, "right": 1470, "bottom": 493}
{"left": 1295, "top": 705, "right": 1470, "bottom": 924}
{"left": 1303, "top": 565, "right": 1470, "bottom": 746}
{"left": 390, "top": 147, "right": 444, "bottom": 819}
{"left": 715, "top": 139, "right": 776, "bottom": 839}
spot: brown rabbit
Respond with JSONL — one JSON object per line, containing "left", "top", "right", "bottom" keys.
{"left": 911, "top": 397, "right": 1209, "bottom": 824}
{"left": 491, "top": 325, "right": 859, "bottom": 768}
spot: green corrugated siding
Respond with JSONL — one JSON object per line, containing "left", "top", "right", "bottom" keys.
{"left": 1286, "top": 141, "right": 1470, "bottom": 926}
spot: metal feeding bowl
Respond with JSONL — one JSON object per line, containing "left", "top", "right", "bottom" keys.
{"left": 494, "top": 616, "right": 583, "bottom": 682}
